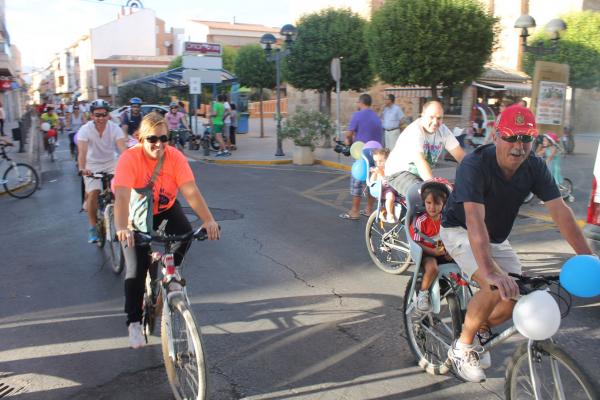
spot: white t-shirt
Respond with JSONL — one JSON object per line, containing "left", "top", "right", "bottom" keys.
{"left": 385, "top": 118, "right": 459, "bottom": 177}
{"left": 77, "top": 120, "right": 124, "bottom": 165}
{"left": 223, "top": 101, "right": 231, "bottom": 124}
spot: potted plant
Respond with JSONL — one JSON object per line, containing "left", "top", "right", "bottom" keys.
{"left": 280, "top": 110, "right": 335, "bottom": 165}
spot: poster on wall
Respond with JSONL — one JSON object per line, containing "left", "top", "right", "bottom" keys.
{"left": 535, "top": 81, "right": 567, "bottom": 125}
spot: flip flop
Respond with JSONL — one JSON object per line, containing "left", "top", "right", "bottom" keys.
{"left": 339, "top": 212, "right": 360, "bottom": 220}
{"left": 360, "top": 209, "right": 372, "bottom": 217}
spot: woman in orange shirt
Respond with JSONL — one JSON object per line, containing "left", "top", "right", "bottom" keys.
{"left": 113, "top": 112, "right": 220, "bottom": 349}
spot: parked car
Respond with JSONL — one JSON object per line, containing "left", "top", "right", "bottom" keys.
{"left": 110, "top": 104, "right": 169, "bottom": 124}
{"left": 583, "top": 140, "right": 600, "bottom": 255}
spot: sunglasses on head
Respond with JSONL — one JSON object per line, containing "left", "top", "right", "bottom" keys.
{"left": 93, "top": 112, "right": 108, "bottom": 118}
{"left": 145, "top": 135, "right": 169, "bottom": 144}
{"left": 501, "top": 134, "right": 534, "bottom": 143}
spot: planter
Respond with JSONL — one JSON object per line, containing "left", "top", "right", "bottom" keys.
{"left": 293, "top": 145, "right": 314, "bottom": 165}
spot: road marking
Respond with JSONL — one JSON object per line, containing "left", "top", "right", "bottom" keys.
{"left": 520, "top": 209, "right": 586, "bottom": 228}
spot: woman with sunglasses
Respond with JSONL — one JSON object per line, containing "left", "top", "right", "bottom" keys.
{"left": 113, "top": 112, "right": 220, "bottom": 349}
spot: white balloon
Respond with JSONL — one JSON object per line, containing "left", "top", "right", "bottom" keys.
{"left": 41, "top": 122, "right": 51, "bottom": 132}
{"left": 513, "top": 290, "right": 561, "bottom": 340}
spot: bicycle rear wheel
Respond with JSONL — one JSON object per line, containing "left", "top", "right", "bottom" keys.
{"left": 365, "top": 210, "right": 411, "bottom": 274}
{"left": 3, "top": 163, "right": 39, "bottom": 199}
{"left": 404, "top": 277, "right": 462, "bottom": 375}
{"left": 505, "top": 340, "right": 597, "bottom": 400}
{"left": 161, "top": 295, "right": 207, "bottom": 400}
{"left": 560, "top": 178, "right": 573, "bottom": 201}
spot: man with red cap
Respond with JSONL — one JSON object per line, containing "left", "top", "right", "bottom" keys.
{"left": 439, "top": 105, "right": 593, "bottom": 382}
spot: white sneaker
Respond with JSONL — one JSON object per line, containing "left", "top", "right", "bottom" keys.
{"left": 128, "top": 322, "right": 145, "bottom": 349}
{"left": 448, "top": 340, "right": 486, "bottom": 382}
{"left": 416, "top": 290, "right": 432, "bottom": 312}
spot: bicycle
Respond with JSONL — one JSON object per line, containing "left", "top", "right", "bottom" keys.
{"left": 134, "top": 227, "right": 211, "bottom": 400}
{"left": 0, "top": 142, "right": 39, "bottom": 199}
{"left": 401, "top": 185, "right": 597, "bottom": 399}
{"left": 86, "top": 172, "right": 124, "bottom": 274}
{"left": 363, "top": 152, "right": 412, "bottom": 274}
{"left": 169, "top": 129, "right": 191, "bottom": 152}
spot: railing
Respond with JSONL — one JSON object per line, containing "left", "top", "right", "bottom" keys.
{"left": 248, "top": 98, "right": 288, "bottom": 118}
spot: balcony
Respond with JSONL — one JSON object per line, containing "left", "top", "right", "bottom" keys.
{"left": 0, "top": 42, "right": 15, "bottom": 77}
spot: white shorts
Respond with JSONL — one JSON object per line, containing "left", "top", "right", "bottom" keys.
{"left": 439, "top": 226, "right": 522, "bottom": 279}
{"left": 83, "top": 160, "right": 116, "bottom": 193}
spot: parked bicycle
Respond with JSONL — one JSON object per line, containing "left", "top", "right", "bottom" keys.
{"left": 0, "top": 141, "right": 39, "bottom": 199}
{"left": 401, "top": 184, "right": 597, "bottom": 399}
{"left": 169, "top": 128, "right": 191, "bottom": 152}
{"left": 135, "top": 227, "right": 212, "bottom": 400}
{"left": 86, "top": 172, "right": 124, "bottom": 274}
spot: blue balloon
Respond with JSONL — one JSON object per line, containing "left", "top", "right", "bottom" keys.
{"left": 369, "top": 180, "right": 382, "bottom": 198}
{"left": 560, "top": 255, "right": 600, "bottom": 298}
{"left": 351, "top": 159, "right": 367, "bottom": 182}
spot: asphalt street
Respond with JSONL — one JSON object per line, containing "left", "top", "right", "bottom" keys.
{"left": 1, "top": 137, "right": 599, "bottom": 400}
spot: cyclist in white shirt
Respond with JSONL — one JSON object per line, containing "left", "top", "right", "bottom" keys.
{"left": 77, "top": 99, "right": 127, "bottom": 243}
{"left": 385, "top": 101, "right": 465, "bottom": 195}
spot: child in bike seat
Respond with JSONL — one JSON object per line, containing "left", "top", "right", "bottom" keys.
{"left": 410, "top": 180, "right": 452, "bottom": 312}
{"left": 370, "top": 148, "right": 399, "bottom": 223}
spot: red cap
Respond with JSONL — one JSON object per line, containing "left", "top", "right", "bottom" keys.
{"left": 495, "top": 105, "right": 538, "bottom": 138}
{"left": 545, "top": 132, "right": 558, "bottom": 144}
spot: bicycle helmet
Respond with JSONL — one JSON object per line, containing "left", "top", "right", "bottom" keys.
{"left": 169, "top": 101, "right": 178, "bottom": 108}
{"left": 89, "top": 99, "right": 110, "bottom": 112}
{"left": 420, "top": 178, "right": 452, "bottom": 200}
{"left": 129, "top": 97, "right": 142, "bottom": 105}
{"left": 544, "top": 132, "right": 558, "bottom": 145}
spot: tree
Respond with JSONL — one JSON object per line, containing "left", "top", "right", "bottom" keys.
{"left": 117, "top": 83, "right": 170, "bottom": 105}
{"left": 522, "top": 11, "right": 600, "bottom": 122}
{"left": 284, "top": 8, "right": 374, "bottom": 114}
{"left": 234, "top": 44, "right": 276, "bottom": 137}
{"left": 168, "top": 55, "right": 182, "bottom": 70}
{"left": 366, "top": 0, "right": 497, "bottom": 98}
{"left": 222, "top": 46, "right": 238, "bottom": 72}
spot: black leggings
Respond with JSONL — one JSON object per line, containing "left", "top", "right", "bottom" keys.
{"left": 122, "top": 201, "right": 192, "bottom": 325}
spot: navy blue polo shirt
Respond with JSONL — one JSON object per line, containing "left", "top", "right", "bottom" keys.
{"left": 442, "top": 144, "right": 560, "bottom": 243}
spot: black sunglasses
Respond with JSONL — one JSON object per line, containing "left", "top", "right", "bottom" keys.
{"left": 93, "top": 112, "right": 108, "bottom": 118}
{"left": 501, "top": 134, "right": 534, "bottom": 144}
{"left": 145, "top": 135, "right": 169, "bottom": 144}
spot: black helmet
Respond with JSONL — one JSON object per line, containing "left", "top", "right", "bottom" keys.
{"left": 420, "top": 178, "right": 452, "bottom": 201}
{"left": 90, "top": 99, "right": 110, "bottom": 112}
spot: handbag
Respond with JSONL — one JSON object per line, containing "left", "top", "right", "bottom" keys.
{"left": 129, "top": 154, "right": 164, "bottom": 233}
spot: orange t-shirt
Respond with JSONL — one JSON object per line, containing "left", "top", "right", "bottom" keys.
{"left": 113, "top": 145, "right": 194, "bottom": 215}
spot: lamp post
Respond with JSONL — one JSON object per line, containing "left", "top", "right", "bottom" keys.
{"left": 260, "top": 24, "right": 297, "bottom": 157}
{"left": 514, "top": 15, "right": 567, "bottom": 56}
{"left": 110, "top": 67, "right": 117, "bottom": 105}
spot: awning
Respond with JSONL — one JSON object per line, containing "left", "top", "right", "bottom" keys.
{"left": 473, "top": 81, "right": 506, "bottom": 91}
{"left": 478, "top": 80, "right": 531, "bottom": 97}
{"left": 384, "top": 86, "right": 443, "bottom": 98}
{"left": 118, "top": 67, "right": 237, "bottom": 89}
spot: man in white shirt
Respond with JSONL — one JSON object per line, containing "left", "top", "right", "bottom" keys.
{"left": 78, "top": 99, "right": 127, "bottom": 243}
{"left": 385, "top": 101, "right": 465, "bottom": 195}
{"left": 380, "top": 94, "right": 405, "bottom": 150}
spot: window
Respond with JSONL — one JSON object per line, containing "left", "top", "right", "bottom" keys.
{"left": 442, "top": 86, "right": 463, "bottom": 116}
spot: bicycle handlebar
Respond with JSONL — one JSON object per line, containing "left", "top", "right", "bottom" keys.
{"left": 134, "top": 227, "right": 216, "bottom": 245}
{"left": 491, "top": 273, "right": 559, "bottom": 295}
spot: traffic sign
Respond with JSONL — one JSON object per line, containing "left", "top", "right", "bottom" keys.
{"left": 331, "top": 58, "right": 341, "bottom": 82}
{"left": 189, "top": 77, "right": 202, "bottom": 94}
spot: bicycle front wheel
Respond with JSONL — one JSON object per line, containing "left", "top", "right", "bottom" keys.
{"left": 365, "top": 210, "right": 411, "bottom": 274}
{"left": 104, "top": 205, "right": 124, "bottom": 274}
{"left": 403, "top": 276, "right": 462, "bottom": 375}
{"left": 3, "top": 163, "right": 39, "bottom": 199}
{"left": 560, "top": 178, "right": 573, "bottom": 200}
{"left": 161, "top": 295, "right": 207, "bottom": 400}
{"left": 506, "top": 341, "right": 597, "bottom": 400}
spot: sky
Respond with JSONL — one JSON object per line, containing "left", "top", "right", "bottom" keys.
{"left": 6, "top": 0, "right": 291, "bottom": 70}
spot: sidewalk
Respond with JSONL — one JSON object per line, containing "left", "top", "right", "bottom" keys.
{"left": 186, "top": 118, "right": 354, "bottom": 170}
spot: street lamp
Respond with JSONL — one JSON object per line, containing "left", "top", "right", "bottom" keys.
{"left": 110, "top": 67, "right": 117, "bottom": 105}
{"left": 515, "top": 15, "right": 567, "bottom": 56}
{"left": 260, "top": 24, "right": 297, "bottom": 157}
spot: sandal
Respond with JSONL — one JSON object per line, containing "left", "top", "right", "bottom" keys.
{"left": 339, "top": 212, "right": 360, "bottom": 220}
{"left": 360, "top": 209, "right": 372, "bottom": 217}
